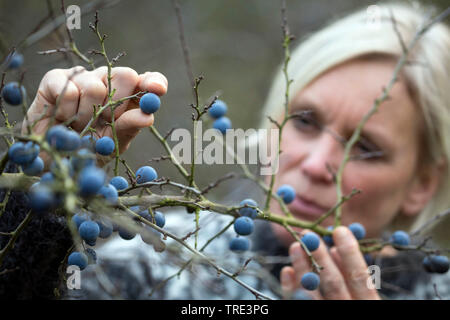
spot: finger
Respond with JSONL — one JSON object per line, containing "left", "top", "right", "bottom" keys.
{"left": 69, "top": 70, "right": 108, "bottom": 132}
{"left": 312, "top": 238, "right": 352, "bottom": 299}
{"left": 23, "top": 68, "right": 81, "bottom": 134}
{"left": 137, "top": 71, "right": 168, "bottom": 96}
{"left": 333, "top": 226, "right": 380, "bottom": 299}
{"left": 113, "top": 70, "right": 169, "bottom": 113}
{"left": 280, "top": 266, "right": 296, "bottom": 298}
{"left": 289, "top": 241, "right": 310, "bottom": 280}
{"left": 98, "top": 108, "right": 154, "bottom": 154}
{"left": 329, "top": 246, "right": 344, "bottom": 273}
{"left": 52, "top": 67, "right": 84, "bottom": 122}
{"left": 94, "top": 66, "right": 140, "bottom": 121}
{"left": 288, "top": 241, "right": 322, "bottom": 300}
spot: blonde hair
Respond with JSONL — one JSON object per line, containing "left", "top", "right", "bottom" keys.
{"left": 260, "top": 2, "right": 450, "bottom": 248}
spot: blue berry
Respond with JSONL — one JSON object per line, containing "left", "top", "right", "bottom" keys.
{"left": 389, "top": 230, "right": 410, "bottom": 246}
{"left": 78, "top": 166, "right": 106, "bottom": 196}
{"left": 22, "top": 156, "right": 44, "bottom": 176}
{"left": 81, "top": 135, "right": 97, "bottom": 151}
{"left": 153, "top": 211, "right": 165, "bottom": 228}
{"left": 276, "top": 184, "right": 295, "bottom": 204}
{"left": 46, "top": 125, "right": 67, "bottom": 150}
{"left": 212, "top": 116, "right": 232, "bottom": 134}
{"left": 423, "top": 255, "right": 449, "bottom": 274}
{"left": 68, "top": 252, "right": 88, "bottom": 270}
{"left": 46, "top": 125, "right": 80, "bottom": 151}
{"left": 229, "top": 237, "right": 250, "bottom": 252}
{"left": 139, "top": 92, "right": 161, "bottom": 114}
{"left": 84, "top": 248, "right": 97, "bottom": 265}
{"left": 118, "top": 226, "right": 136, "bottom": 240}
{"left": 136, "top": 209, "right": 165, "bottom": 228}
{"left": 28, "top": 184, "right": 55, "bottom": 213}
{"left": 78, "top": 220, "right": 100, "bottom": 242}
{"left": 96, "top": 218, "right": 113, "bottom": 239}
{"left": 71, "top": 212, "right": 90, "bottom": 229}
{"left": 8, "top": 141, "right": 39, "bottom": 165}
{"left": 95, "top": 136, "right": 115, "bottom": 156}
{"left": 431, "top": 255, "right": 449, "bottom": 274}
{"left": 64, "top": 130, "right": 81, "bottom": 151}
{"left": 1, "top": 82, "right": 25, "bottom": 105}
{"left": 136, "top": 166, "right": 157, "bottom": 184}
{"left": 71, "top": 148, "right": 96, "bottom": 171}
{"left": 98, "top": 184, "right": 118, "bottom": 205}
{"left": 349, "top": 222, "right": 366, "bottom": 240}
{"left": 208, "top": 99, "right": 227, "bottom": 119}
{"left": 233, "top": 216, "right": 254, "bottom": 236}
{"left": 7, "top": 142, "right": 23, "bottom": 162}
{"left": 239, "top": 199, "right": 258, "bottom": 219}
{"left": 40, "top": 172, "right": 54, "bottom": 184}
{"left": 129, "top": 206, "right": 144, "bottom": 221}
{"left": 323, "top": 226, "right": 334, "bottom": 247}
{"left": 110, "top": 176, "right": 129, "bottom": 191}
{"left": 301, "top": 232, "right": 320, "bottom": 252}
{"left": 5, "top": 52, "right": 24, "bottom": 69}
{"left": 137, "top": 209, "right": 152, "bottom": 221}
{"left": 301, "top": 272, "right": 320, "bottom": 291}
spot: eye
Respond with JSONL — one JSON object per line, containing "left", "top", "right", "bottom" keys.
{"left": 290, "top": 110, "right": 320, "bottom": 132}
{"left": 351, "top": 138, "right": 384, "bottom": 161}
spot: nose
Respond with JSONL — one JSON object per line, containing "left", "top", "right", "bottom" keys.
{"left": 300, "top": 133, "right": 343, "bottom": 184}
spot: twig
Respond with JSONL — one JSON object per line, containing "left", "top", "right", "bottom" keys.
{"left": 410, "top": 208, "right": 450, "bottom": 237}
{"left": 171, "top": 0, "right": 195, "bottom": 92}
{"left": 201, "top": 172, "right": 236, "bottom": 194}
{"left": 232, "top": 258, "right": 252, "bottom": 277}
{"left": 118, "top": 179, "right": 202, "bottom": 196}
{"left": 263, "top": 0, "right": 295, "bottom": 212}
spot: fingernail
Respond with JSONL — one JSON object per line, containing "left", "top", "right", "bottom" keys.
{"left": 334, "top": 226, "right": 351, "bottom": 243}
{"left": 144, "top": 77, "right": 165, "bottom": 89}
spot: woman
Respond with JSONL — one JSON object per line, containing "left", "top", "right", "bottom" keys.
{"left": 1, "top": 2, "right": 449, "bottom": 299}
{"left": 264, "top": 2, "right": 450, "bottom": 299}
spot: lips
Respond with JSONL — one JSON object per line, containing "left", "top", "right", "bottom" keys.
{"left": 289, "top": 194, "right": 330, "bottom": 219}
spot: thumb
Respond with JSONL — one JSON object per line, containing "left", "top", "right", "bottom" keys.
{"left": 113, "top": 108, "right": 154, "bottom": 153}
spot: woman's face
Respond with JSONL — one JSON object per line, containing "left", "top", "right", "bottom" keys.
{"left": 269, "top": 57, "right": 433, "bottom": 246}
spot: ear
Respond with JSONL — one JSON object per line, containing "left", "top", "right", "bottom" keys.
{"left": 400, "top": 158, "right": 446, "bottom": 217}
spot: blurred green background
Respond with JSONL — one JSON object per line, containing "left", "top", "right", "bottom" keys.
{"left": 0, "top": 0, "right": 448, "bottom": 207}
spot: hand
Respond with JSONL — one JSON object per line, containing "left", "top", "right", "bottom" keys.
{"left": 21, "top": 65, "right": 168, "bottom": 167}
{"left": 280, "top": 226, "right": 381, "bottom": 300}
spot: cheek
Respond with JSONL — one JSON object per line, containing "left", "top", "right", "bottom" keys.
{"left": 277, "top": 126, "right": 308, "bottom": 172}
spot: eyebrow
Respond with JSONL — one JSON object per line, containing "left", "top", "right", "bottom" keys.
{"left": 290, "top": 98, "right": 322, "bottom": 119}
